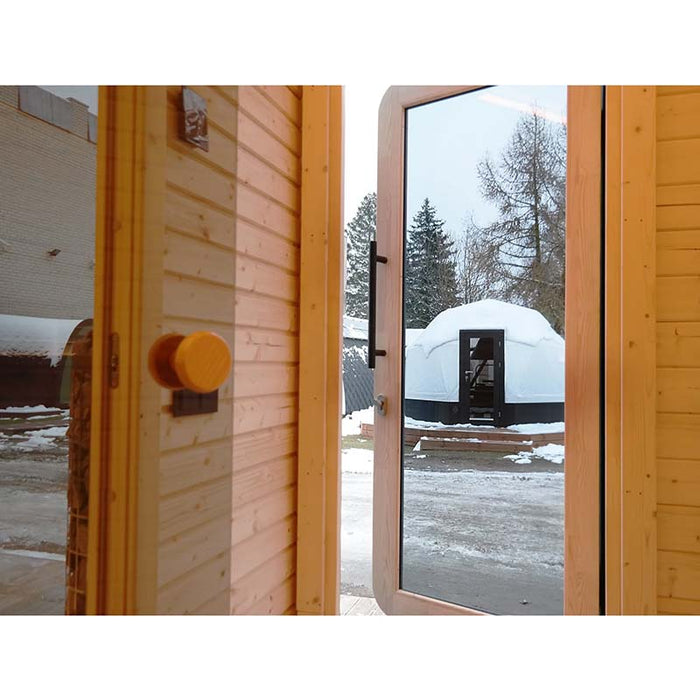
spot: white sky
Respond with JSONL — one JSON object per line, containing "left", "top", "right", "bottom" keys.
{"left": 406, "top": 86, "right": 566, "bottom": 237}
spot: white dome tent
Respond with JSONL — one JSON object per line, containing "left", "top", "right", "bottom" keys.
{"left": 404, "top": 300, "right": 565, "bottom": 427}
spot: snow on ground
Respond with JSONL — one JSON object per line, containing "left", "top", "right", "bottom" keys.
{"left": 341, "top": 448, "right": 373, "bottom": 474}
{"left": 0, "top": 425, "right": 68, "bottom": 451}
{"left": 503, "top": 443, "right": 565, "bottom": 465}
{"left": 507, "top": 422, "right": 564, "bottom": 434}
{"left": 342, "top": 407, "right": 374, "bottom": 436}
{"left": 343, "top": 315, "right": 368, "bottom": 341}
{"left": 0, "top": 405, "right": 62, "bottom": 414}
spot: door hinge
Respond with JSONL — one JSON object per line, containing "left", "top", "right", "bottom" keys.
{"left": 109, "top": 332, "right": 120, "bottom": 388}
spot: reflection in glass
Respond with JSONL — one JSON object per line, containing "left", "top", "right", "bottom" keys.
{"left": 401, "top": 86, "right": 567, "bottom": 614}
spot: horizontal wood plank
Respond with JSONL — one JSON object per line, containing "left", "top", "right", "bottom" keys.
{"left": 657, "top": 92, "right": 700, "bottom": 141}
{"left": 657, "top": 413, "right": 700, "bottom": 460}
{"left": 160, "top": 440, "right": 233, "bottom": 497}
{"left": 230, "top": 545, "right": 296, "bottom": 612}
{"left": 236, "top": 254, "right": 299, "bottom": 303}
{"left": 238, "top": 86, "right": 301, "bottom": 154}
{"left": 238, "top": 147, "right": 300, "bottom": 211}
{"left": 234, "top": 327, "right": 299, "bottom": 364}
{"left": 256, "top": 86, "right": 301, "bottom": 126}
{"left": 658, "top": 458, "right": 700, "bottom": 507}
{"left": 230, "top": 514, "right": 296, "bottom": 582}
{"left": 235, "top": 289, "right": 298, "bottom": 332}
{"left": 657, "top": 322, "right": 700, "bottom": 368}
{"left": 158, "top": 515, "right": 231, "bottom": 587}
{"left": 657, "top": 276, "right": 700, "bottom": 322}
{"left": 657, "top": 504, "right": 700, "bottom": 554}
{"left": 157, "top": 551, "right": 229, "bottom": 614}
{"left": 234, "top": 362, "right": 298, "bottom": 399}
{"left": 165, "top": 187, "right": 235, "bottom": 249}
{"left": 165, "top": 229, "right": 235, "bottom": 286}
{"left": 166, "top": 150, "right": 235, "bottom": 214}
{"left": 233, "top": 428, "right": 296, "bottom": 474}
{"left": 236, "top": 218, "right": 299, "bottom": 273}
{"left": 159, "top": 476, "right": 232, "bottom": 542}
{"left": 237, "top": 182, "right": 299, "bottom": 242}
{"left": 239, "top": 111, "right": 300, "bottom": 183}
{"left": 657, "top": 204, "right": 700, "bottom": 231}
{"left": 161, "top": 399, "right": 233, "bottom": 450}
{"left": 163, "top": 273, "right": 235, "bottom": 323}
{"left": 233, "top": 395, "right": 297, "bottom": 435}
{"left": 231, "top": 485, "right": 297, "bottom": 547}
{"left": 657, "top": 368, "right": 700, "bottom": 413}
{"left": 657, "top": 595, "right": 700, "bottom": 614}
{"left": 657, "top": 550, "right": 700, "bottom": 601}
{"left": 657, "top": 184, "right": 700, "bottom": 206}
{"left": 657, "top": 139, "right": 700, "bottom": 186}
{"left": 244, "top": 576, "right": 295, "bottom": 615}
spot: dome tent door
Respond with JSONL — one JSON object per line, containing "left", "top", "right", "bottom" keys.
{"left": 458, "top": 329, "right": 504, "bottom": 425}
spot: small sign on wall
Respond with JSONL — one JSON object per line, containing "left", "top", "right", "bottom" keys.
{"left": 180, "top": 87, "right": 209, "bottom": 151}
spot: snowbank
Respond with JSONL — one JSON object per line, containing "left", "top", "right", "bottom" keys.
{"left": 405, "top": 300, "right": 565, "bottom": 404}
{"left": 0, "top": 313, "right": 83, "bottom": 366}
{"left": 503, "top": 443, "right": 565, "bottom": 465}
{"left": 342, "top": 407, "right": 374, "bottom": 436}
{"left": 343, "top": 315, "right": 368, "bottom": 341}
{"left": 342, "top": 448, "right": 373, "bottom": 474}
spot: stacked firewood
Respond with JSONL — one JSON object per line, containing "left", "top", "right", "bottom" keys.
{"left": 65, "top": 332, "right": 91, "bottom": 615}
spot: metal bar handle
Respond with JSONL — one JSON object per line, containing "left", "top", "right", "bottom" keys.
{"left": 368, "top": 240, "right": 387, "bottom": 369}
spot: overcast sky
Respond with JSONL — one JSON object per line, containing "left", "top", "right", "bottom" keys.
{"left": 406, "top": 85, "right": 566, "bottom": 238}
{"left": 38, "top": 85, "right": 566, "bottom": 239}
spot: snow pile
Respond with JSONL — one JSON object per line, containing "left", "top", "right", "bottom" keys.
{"left": 503, "top": 443, "right": 565, "bottom": 465}
{"left": 0, "top": 424, "right": 68, "bottom": 451}
{"left": 0, "top": 313, "right": 83, "bottom": 366}
{"left": 405, "top": 328, "right": 424, "bottom": 347}
{"left": 404, "top": 299, "right": 565, "bottom": 404}
{"left": 342, "top": 407, "right": 374, "bottom": 436}
{"left": 508, "top": 422, "right": 564, "bottom": 434}
{"left": 0, "top": 404, "right": 60, "bottom": 414}
{"left": 342, "top": 448, "right": 373, "bottom": 474}
{"left": 343, "top": 315, "right": 368, "bottom": 341}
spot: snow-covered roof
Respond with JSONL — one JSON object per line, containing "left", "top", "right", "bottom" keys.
{"left": 405, "top": 328, "right": 424, "bottom": 347}
{"left": 343, "top": 315, "right": 368, "bottom": 341}
{"left": 410, "top": 299, "right": 561, "bottom": 356}
{"left": 0, "top": 313, "right": 84, "bottom": 366}
{"left": 405, "top": 300, "right": 565, "bottom": 404}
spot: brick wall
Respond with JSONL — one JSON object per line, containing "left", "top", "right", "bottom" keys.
{"left": 0, "top": 87, "right": 97, "bottom": 320}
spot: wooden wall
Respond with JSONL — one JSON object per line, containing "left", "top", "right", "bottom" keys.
{"left": 655, "top": 86, "right": 700, "bottom": 614}
{"left": 229, "top": 86, "right": 302, "bottom": 615}
{"left": 152, "top": 86, "right": 302, "bottom": 614}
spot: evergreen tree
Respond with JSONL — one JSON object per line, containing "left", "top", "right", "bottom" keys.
{"left": 344, "top": 192, "right": 376, "bottom": 319}
{"left": 475, "top": 110, "right": 566, "bottom": 334}
{"left": 405, "top": 198, "right": 459, "bottom": 328}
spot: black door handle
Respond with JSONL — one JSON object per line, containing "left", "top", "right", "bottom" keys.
{"left": 368, "top": 240, "right": 387, "bottom": 369}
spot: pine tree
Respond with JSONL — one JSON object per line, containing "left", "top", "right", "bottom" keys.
{"left": 475, "top": 110, "right": 567, "bottom": 334}
{"left": 405, "top": 198, "right": 459, "bottom": 328}
{"left": 344, "top": 192, "right": 376, "bottom": 319}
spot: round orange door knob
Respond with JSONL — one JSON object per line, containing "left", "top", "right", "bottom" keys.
{"left": 148, "top": 331, "right": 232, "bottom": 393}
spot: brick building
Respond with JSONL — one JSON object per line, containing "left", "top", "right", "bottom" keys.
{"left": 0, "top": 86, "right": 96, "bottom": 320}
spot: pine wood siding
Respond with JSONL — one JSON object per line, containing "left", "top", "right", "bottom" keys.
{"left": 152, "top": 86, "right": 302, "bottom": 614}
{"left": 155, "top": 86, "right": 238, "bottom": 613}
{"left": 656, "top": 86, "right": 700, "bottom": 614}
{"left": 231, "top": 86, "right": 301, "bottom": 614}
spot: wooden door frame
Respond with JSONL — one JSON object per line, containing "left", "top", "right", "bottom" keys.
{"left": 373, "top": 85, "right": 602, "bottom": 615}
{"left": 86, "top": 86, "right": 166, "bottom": 615}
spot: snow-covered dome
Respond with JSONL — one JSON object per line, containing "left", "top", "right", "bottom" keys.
{"left": 0, "top": 313, "right": 83, "bottom": 367}
{"left": 405, "top": 300, "right": 565, "bottom": 404}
